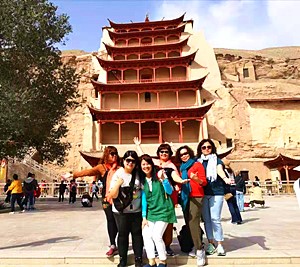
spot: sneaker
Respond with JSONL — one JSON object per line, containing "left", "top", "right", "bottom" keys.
{"left": 20, "top": 210, "right": 25, "bottom": 213}
{"left": 217, "top": 244, "right": 226, "bottom": 256}
{"left": 166, "top": 246, "right": 175, "bottom": 256}
{"left": 188, "top": 248, "right": 196, "bottom": 258}
{"left": 196, "top": 248, "right": 206, "bottom": 266}
{"left": 135, "top": 257, "right": 143, "bottom": 267}
{"left": 206, "top": 243, "right": 216, "bottom": 255}
{"left": 106, "top": 246, "right": 118, "bottom": 257}
{"left": 9, "top": 211, "right": 15, "bottom": 214}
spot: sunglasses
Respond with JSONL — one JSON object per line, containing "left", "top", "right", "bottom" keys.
{"left": 110, "top": 152, "right": 118, "bottom": 157}
{"left": 125, "top": 158, "right": 136, "bottom": 164}
{"left": 159, "top": 150, "right": 169, "bottom": 154}
{"left": 201, "top": 145, "right": 212, "bottom": 150}
{"left": 180, "top": 151, "right": 189, "bottom": 157}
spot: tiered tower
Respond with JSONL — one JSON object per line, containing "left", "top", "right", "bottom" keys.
{"left": 86, "top": 14, "right": 221, "bottom": 157}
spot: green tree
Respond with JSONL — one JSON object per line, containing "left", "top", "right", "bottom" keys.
{"left": 0, "top": 0, "right": 80, "bottom": 165}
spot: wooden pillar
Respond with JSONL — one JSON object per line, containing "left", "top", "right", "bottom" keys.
{"left": 169, "top": 67, "right": 172, "bottom": 81}
{"left": 154, "top": 67, "right": 156, "bottom": 82}
{"left": 137, "top": 69, "right": 140, "bottom": 82}
{"left": 99, "top": 93, "right": 102, "bottom": 109}
{"left": 137, "top": 93, "right": 140, "bottom": 109}
{"left": 179, "top": 120, "right": 183, "bottom": 143}
{"left": 121, "top": 70, "right": 124, "bottom": 81}
{"left": 157, "top": 92, "right": 160, "bottom": 109}
{"left": 284, "top": 165, "right": 290, "bottom": 193}
{"left": 176, "top": 91, "right": 179, "bottom": 108}
{"left": 155, "top": 120, "right": 164, "bottom": 144}
{"left": 118, "top": 94, "right": 121, "bottom": 109}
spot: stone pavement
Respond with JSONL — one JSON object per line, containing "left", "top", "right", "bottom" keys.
{"left": 0, "top": 195, "right": 299, "bottom": 266}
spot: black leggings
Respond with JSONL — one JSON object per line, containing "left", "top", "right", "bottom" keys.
{"left": 113, "top": 212, "right": 143, "bottom": 266}
{"left": 103, "top": 204, "right": 118, "bottom": 246}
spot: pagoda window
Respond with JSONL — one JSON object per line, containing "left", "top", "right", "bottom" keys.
{"left": 107, "top": 70, "right": 122, "bottom": 83}
{"left": 124, "top": 69, "right": 137, "bottom": 82}
{"left": 154, "top": 52, "right": 166, "bottom": 59}
{"left": 154, "top": 36, "right": 165, "bottom": 44}
{"left": 117, "top": 29, "right": 127, "bottom": 33}
{"left": 172, "top": 66, "right": 186, "bottom": 80}
{"left": 128, "top": 38, "right": 139, "bottom": 46}
{"left": 114, "top": 55, "right": 126, "bottom": 60}
{"left": 178, "top": 90, "right": 196, "bottom": 107}
{"left": 167, "top": 35, "right": 179, "bottom": 43}
{"left": 115, "top": 39, "right": 126, "bottom": 46}
{"left": 183, "top": 120, "right": 199, "bottom": 143}
{"left": 140, "top": 53, "right": 152, "bottom": 59}
{"left": 102, "top": 123, "right": 119, "bottom": 144}
{"left": 127, "top": 54, "right": 139, "bottom": 60}
{"left": 145, "top": 92, "right": 151, "bottom": 102}
{"left": 141, "top": 37, "right": 152, "bottom": 46}
{"left": 156, "top": 67, "right": 170, "bottom": 81}
{"left": 166, "top": 25, "right": 176, "bottom": 29}
{"left": 226, "top": 138, "right": 233, "bottom": 148}
{"left": 168, "top": 51, "right": 180, "bottom": 58}
{"left": 142, "top": 122, "right": 159, "bottom": 138}
{"left": 140, "top": 68, "right": 153, "bottom": 82}
{"left": 154, "top": 27, "right": 165, "bottom": 30}
{"left": 141, "top": 27, "right": 152, "bottom": 31}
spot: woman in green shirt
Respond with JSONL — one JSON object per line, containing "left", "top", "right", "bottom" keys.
{"left": 140, "top": 154, "right": 176, "bottom": 267}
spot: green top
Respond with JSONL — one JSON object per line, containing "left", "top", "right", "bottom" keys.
{"left": 143, "top": 179, "right": 177, "bottom": 223}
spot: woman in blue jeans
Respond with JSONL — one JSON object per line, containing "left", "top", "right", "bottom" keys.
{"left": 197, "top": 139, "right": 231, "bottom": 256}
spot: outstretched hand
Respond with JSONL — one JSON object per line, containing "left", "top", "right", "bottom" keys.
{"left": 133, "top": 137, "right": 141, "bottom": 145}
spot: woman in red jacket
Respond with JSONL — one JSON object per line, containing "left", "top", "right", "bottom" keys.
{"left": 176, "top": 145, "right": 207, "bottom": 267}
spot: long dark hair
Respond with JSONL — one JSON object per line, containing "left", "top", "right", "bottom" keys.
{"left": 139, "top": 154, "right": 158, "bottom": 185}
{"left": 99, "top": 146, "right": 120, "bottom": 165}
{"left": 156, "top": 143, "right": 173, "bottom": 157}
{"left": 196, "top": 139, "right": 217, "bottom": 158}
{"left": 121, "top": 150, "right": 139, "bottom": 180}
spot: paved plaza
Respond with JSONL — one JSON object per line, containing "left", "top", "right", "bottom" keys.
{"left": 0, "top": 195, "right": 299, "bottom": 266}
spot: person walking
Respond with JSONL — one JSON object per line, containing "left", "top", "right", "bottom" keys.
{"left": 175, "top": 145, "right": 207, "bottom": 266}
{"left": 58, "top": 180, "right": 67, "bottom": 202}
{"left": 23, "top": 172, "right": 37, "bottom": 210}
{"left": 140, "top": 154, "right": 176, "bottom": 267}
{"left": 69, "top": 179, "right": 77, "bottom": 204}
{"left": 4, "top": 179, "right": 12, "bottom": 203}
{"left": 107, "top": 150, "right": 143, "bottom": 267}
{"left": 235, "top": 172, "right": 246, "bottom": 212}
{"left": 91, "top": 181, "right": 99, "bottom": 201}
{"left": 6, "top": 174, "right": 24, "bottom": 214}
{"left": 197, "top": 139, "right": 231, "bottom": 256}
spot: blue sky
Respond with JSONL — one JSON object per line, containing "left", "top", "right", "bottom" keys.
{"left": 52, "top": 0, "right": 300, "bottom": 52}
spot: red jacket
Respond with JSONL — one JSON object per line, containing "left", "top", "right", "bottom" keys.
{"left": 187, "top": 162, "right": 207, "bottom": 197}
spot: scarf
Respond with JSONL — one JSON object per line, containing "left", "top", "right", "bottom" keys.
{"left": 179, "top": 158, "right": 194, "bottom": 211}
{"left": 198, "top": 154, "right": 217, "bottom": 182}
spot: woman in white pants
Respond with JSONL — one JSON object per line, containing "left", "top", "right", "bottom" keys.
{"left": 140, "top": 154, "right": 177, "bottom": 267}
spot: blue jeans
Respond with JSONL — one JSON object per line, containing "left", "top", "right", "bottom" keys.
{"left": 202, "top": 195, "right": 224, "bottom": 242}
{"left": 235, "top": 190, "right": 244, "bottom": 212}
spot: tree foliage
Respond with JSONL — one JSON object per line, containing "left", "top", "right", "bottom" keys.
{"left": 0, "top": 0, "right": 80, "bottom": 164}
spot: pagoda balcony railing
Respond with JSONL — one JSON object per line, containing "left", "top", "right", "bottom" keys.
{"left": 115, "top": 39, "right": 181, "bottom": 47}
{"left": 100, "top": 104, "right": 198, "bottom": 111}
{"left": 107, "top": 77, "right": 187, "bottom": 84}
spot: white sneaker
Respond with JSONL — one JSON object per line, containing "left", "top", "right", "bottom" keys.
{"left": 9, "top": 212, "right": 15, "bottom": 214}
{"left": 217, "top": 244, "right": 226, "bottom": 256}
{"left": 196, "top": 248, "right": 206, "bottom": 266}
{"left": 188, "top": 248, "right": 196, "bottom": 258}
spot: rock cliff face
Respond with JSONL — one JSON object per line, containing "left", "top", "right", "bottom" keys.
{"left": 46, "top": 47, "right": 300, "bottom": 178}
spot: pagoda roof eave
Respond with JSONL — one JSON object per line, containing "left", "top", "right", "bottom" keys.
{"left": 104, "top": 36, "right": 190, "bottom": 55}
{"left": 107, "top": 13, "right": 185, "bottom": 29}
{"left": 88, "top": 100, "right": 215, "bottom": 122}
{"left": 264, "top": 153, "right": 300, "bottom": 169}
{"left": 79, "top": 151, "right": 102, "bottom": 167}
{"left": 91, "top": 76, "right": 207, "bottom": 93}
{"left": 107, "top": 23, "right": 186, "bottom": 39}
{"left": 96, "top": 50, "right": 198, "bottom": 69}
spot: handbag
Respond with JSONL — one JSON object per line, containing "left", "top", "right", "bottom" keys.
{"left": 224, "top": 192, "right": 233, "bottom": 201}
{"left": 113, "top": 173, "right": 136, "bottom": 212}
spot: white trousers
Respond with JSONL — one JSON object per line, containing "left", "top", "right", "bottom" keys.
{"left": 142, "top": 220, "right": 168, "bottom": 260}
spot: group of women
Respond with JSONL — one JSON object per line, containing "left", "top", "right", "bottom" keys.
{"left": 73, "top": 138, "right": 232, "bottom": 267}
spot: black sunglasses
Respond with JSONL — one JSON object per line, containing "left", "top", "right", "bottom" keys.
{"left": 125, "top": 158, "right": 136, "bottom": 164}
{"left": 159, "top": 150, "right": 169, "bottom": 154}
{"left": 110, "top": 152, "right": 118, "bottom": 157}
{"left": 180, "top": 151, "right": 189, "bottom": 157}
{"left": 201, "top": 145, "right": 212, "bottom": 150}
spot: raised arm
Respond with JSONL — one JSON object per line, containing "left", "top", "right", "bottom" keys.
{"left": 133, "top": 137, "right": 144, "bottom": 156}
{"left": 73, "top": 164, "right": 106, "bottom": 179}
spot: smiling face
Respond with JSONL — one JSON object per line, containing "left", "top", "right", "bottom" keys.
{"left": 201, "top": 141, "right": 213, "bottom": 156}
{"left": 159, "top": 149, "right": 170, "bottom": 162}
{"left": 141, "top": 159, "right": 152, "bottom": 178}
{"left": 179, "top": 148, "right": 190, "bottom": 163}
{"left": 123, "top": 156, "right": 136, "bottom": 172}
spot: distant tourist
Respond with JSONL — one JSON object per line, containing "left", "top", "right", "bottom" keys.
{"left": 234, "top": 172, "right": 246, "bottom": 212}
{"left": 69, "top": 179, "right": 77, "bottom": 204}
{"left": 23, "top": 172, "right": 37, "bottom": 210}
{"left": 6, "top": 174, "right": 25, "bottom": 214}
{"left": 58, "top": 181, "right": 67, "bottom": 202}
{"left": 4, "top": 179, "right": 12, "bottom": 203}
{"left": 249, "top": 182, "right": 265, "bottom": 208}
{"left": 91, "top": 181, "right": 99, "bottom": 201}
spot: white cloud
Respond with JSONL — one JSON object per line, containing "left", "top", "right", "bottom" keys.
{"left": 152, "top": 0, "right": 300, "bottom": 50}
